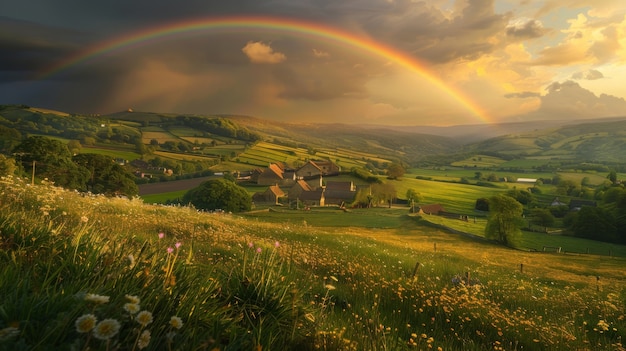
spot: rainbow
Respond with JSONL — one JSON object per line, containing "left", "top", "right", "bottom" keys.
{"left": 38, "top": 15, "right": 488, "bottom": 123}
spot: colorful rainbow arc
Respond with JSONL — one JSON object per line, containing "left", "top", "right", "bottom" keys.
{"left": 38, "top": 15, "right": 489, "bottom": 123}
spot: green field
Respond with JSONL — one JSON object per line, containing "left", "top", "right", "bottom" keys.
{"left": 2, "top": 177, "right": 624, "bottom": 350}
{"left": 141, "top": 190, "right": 188, "bottom": 204}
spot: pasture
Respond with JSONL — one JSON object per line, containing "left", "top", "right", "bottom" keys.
{"left": 1, "top": 177, "right": 624, "bottom": 350}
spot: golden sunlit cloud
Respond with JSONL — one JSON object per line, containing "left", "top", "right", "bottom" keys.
{"left": 241, "top": 41, "right": 286, "bottom": 64}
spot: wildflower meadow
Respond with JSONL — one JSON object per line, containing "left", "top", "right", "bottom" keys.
{"left": 0, "top": 176, "right": 624, "bottom": 350}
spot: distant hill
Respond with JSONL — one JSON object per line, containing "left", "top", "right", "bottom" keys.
{"left": 2, "top": 104, "right": 626, "bottom": 168}
{"left": 463, "top": 119, "right": 626, "bottom": 163}
{"left": 365, "top": 116, "right": 626, "bottom": 144}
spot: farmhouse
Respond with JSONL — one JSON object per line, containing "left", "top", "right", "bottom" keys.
{"left": 255, "top": 163, "right": 296, "bottom": 186}
{"left": 288, "top": 179, "right": 313, "bottom": 201}
{"left": 516, "top": 178, "right": 537, "bottom": 184}
{"left": 550, "top": 197, "right": 567, "bottom": 207}
{"left": 324, "top": 181, "right": 357, "bottom": 206}
{"left": 299, "top": 188, "right": 325, "bottom": 207}
{"left": 252, "top": 185, "right": 286, "bottom": 205}
{"left": 297, "top": 160, "right": 340, "bottom": 179}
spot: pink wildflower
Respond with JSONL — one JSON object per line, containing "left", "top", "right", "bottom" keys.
{"left": 175, "top": 242, "right": 182, "bottom": 249}
{"left": 158, "top": 232, "right": 165, "bottom": 239}
{"left": 167, "top": 247, "right": 174, "bottom": 254}
{"left": 274, "top": 241, "right": 280, "bottom": 248}
{"left": 256, "top": 247, "right": 262, "bottom": 253}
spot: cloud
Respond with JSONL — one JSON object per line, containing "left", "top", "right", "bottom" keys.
{"left": 241, "top": 41, "right": 286, "bottom": 64}
{"left": 504, "top": 91, "right": 541, "bottom": 99}
{"left": 312, "top": 49, "right": 330, "bottom": 58}
{"left": 351, "top": 0, "right": 511, "bottom": 64}
{"left": 532, "top": 44, "right": 590, "bottom": 66}
{"left": 572, "top": 69, "right": 604, "bottom": 80}
{"left": 520, "top": 80, "right": 626, "bottom": 120}
{"left": 506, "top": 19, "right": 547, "bottom": 39}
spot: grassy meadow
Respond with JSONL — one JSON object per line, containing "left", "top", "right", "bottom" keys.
{"left": 1, "top": 176, "right": 625, "bottom": 350}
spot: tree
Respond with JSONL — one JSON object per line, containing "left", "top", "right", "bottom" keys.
{"left": 556, "top": 179, "right": 579, "bottom": 196}
{"left": 569, "top": 207, "right": 617, "bottom": 243}
{"left": 182, "top": 179, "right": 252, "bottom": 213}
{"left": 406, "top": 188, "right": 422, "bottom": 212}
{"left": 0, "top": 125, "right": 22, "bottom": 153}
{"left": 485, "top": 194, "right": 523, "bottom": 247}
{"left": 608, "top": 170, "right": 618, "bottom": 184}
{"left": 0, "top": 154, "right": 17, "bottom": 176}
{"left": 12, "top": 136, "right": 89, "bottom": 190}
{"left": 505, "top": 189, "right": 535, "bottom": 206}
{"left": 67, "top": 140, "right": 82, "bottom": 155}
{"left": 475, "top": 198, "right": 489, "bottom": 211}
{"left": 529, "top": 208, "right": 555, "bottom": 231}
{"left": 73, "top": 154, "right": 138, "bottom": 197}
{"left": 386, "top": 163, "right": 405, "bottom": 180}
{"left": 371, "top": 183, "right": 397, "bottom": 207}
{"left": 405, "top": 188, "right": 422, "bottom": 202}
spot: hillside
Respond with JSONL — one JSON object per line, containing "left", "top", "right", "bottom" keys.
{"left": 1, "top": 176, "right": 625, "bottom": 350}
{"left": 2, "top": 104, "right": 626, "bottom": 172}
{"left": 464, "top": 119, "right": 626, "bottom": 164}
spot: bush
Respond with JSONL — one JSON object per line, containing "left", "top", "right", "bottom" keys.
{"left": 182, "top": 178, "right": 252, "bottom": 212}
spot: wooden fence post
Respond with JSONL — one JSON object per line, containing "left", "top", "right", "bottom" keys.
{"left": 412, "top": 261, "right": 421, "bottom": 281}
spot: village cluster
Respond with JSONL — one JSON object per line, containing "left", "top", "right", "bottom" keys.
{"left": 243, "top": 160, "right": 359, "bottom": 207}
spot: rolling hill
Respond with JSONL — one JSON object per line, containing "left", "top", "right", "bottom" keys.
{"left": 2, "top": 104, "right": 626, "bottom": 170}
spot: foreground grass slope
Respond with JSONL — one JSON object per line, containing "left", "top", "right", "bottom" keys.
{"left": 0, "top": 177, "right": 624, "bottom": 350}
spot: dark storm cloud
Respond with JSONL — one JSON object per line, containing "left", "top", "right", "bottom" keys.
{"left": 0, "top": 17, "right": 87, "bottom": 81}
{"left": 1, "top": 0, "right": 514, "bottom": 85}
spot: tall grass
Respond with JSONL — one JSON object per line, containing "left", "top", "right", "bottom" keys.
{"left": 0, "top": 176, "right": 624, "bottom": 350}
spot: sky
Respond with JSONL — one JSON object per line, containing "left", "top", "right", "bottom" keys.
{"left": 2, "top": 0, "right": 626, "bottom": 126}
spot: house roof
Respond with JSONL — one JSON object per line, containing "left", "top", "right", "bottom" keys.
{"left": 262, "top": 163, "right": 284, "bottom": 179}
{"left": 550, "top": 197, "right": 567, "bottom": 206}
{"left": 295, "top": 179, "right": 313, "bottom": 191}
{"left": 418, "top": 204, "right": 445, "bottom": 214}
{"left": 300, "top": 160, "right": 322, "bottom": 171}
{"left": 268, "top": 185, "right": 285, "bottom": 197}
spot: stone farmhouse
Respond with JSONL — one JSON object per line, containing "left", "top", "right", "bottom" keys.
{"left": 252, "top": 185, "right": 286, "bottom": 205}
{"left": 296, "top": 160, "right": 340, "bottom": 179}
{"left": 324, "top": 181, "right": 356, "bottom": 206}
{"left": 253, "top": 163, "right": 296, "bottom": 186}
{"left": 252, "top": 161, "right": 357, "bottom": 207}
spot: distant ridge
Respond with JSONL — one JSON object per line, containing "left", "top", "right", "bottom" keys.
{"left": 362, "top": 116, "right": 626, "bottom": 143}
